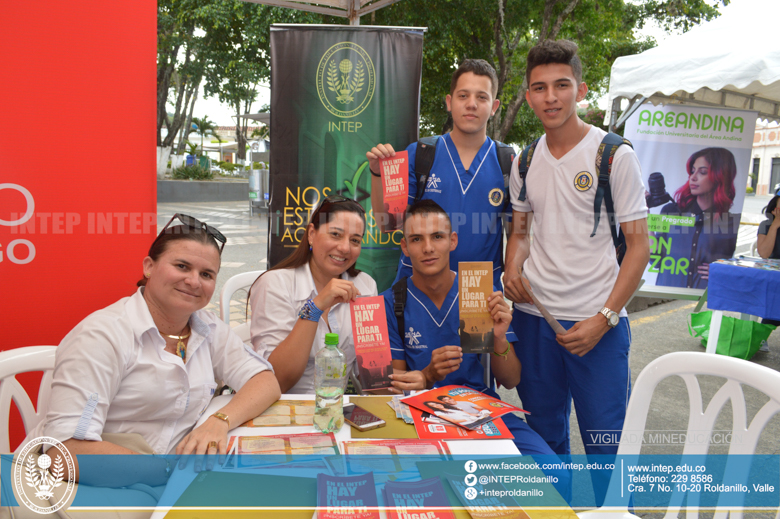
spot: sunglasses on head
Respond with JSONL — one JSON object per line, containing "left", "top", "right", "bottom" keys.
{"left": 310, "top": 195, "right": 366, "bottom": 222}
{"left": 158, "top": 213, "right": 227, "bottom": 252}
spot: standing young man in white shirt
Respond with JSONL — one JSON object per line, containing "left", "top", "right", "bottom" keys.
{"left": 503, "top": 40, "right": 649, "bottom": 502}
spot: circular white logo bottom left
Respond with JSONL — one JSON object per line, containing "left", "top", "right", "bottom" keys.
{"left": 14, "top": 436, "right": 76, "bottom": 514}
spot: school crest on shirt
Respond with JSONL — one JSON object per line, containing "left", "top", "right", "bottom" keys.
{"left": 14, "top": 437, "right": 76, "bottom": 514}
{"left": 488, "top": 188, "right": 504, "bottom": 207}
{"left": 574, "top": 171, "right": 593, "bottom": 192}
{"left": 405, "top": 327, "right": 425, "bottom": 349}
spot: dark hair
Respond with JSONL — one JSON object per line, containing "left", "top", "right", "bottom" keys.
{"left": 270, "top": 197, "right": 366, "bottom": 276}
{"left": 451, "top": 59, "right": 498, "bottom": 98}
{"left": 673, "top": 147, "right": 737, "bottom": 215}
{"left": 764, "top": 194, "right": 780, "bottom": 217}
{"left": 526, "top": 39, "right": 582, "bottom": 86}
{"left": 424, "top": 400, "right": 458, "bottom": 412}
{"left": 137, "top": 225, "right": 221, "bottom": 287}
{"left": 436, "top": 395, "right": 458, "bottom": 405}
{"left": 403, "top": 199, "right": 451, "bottom": 235}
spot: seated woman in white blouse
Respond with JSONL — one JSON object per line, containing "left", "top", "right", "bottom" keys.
{"left": 250, "top": 196, "right": 377, "bottom": 393}
{"left": 27, "top": 215, "right": 281, "bottom": 483}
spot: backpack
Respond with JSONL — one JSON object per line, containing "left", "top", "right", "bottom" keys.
{"left": 516, "top": 132, "right": 633, "bottom": 264}
{"left": 413, "top": 135, "right": 515, "bottom": 203}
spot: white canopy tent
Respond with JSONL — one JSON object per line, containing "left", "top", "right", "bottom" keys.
{"left": 237, "top": 112, "right": 270, "bottom": 126}
{"left": 605, "top": 0, "right": 780, "bottom": 130}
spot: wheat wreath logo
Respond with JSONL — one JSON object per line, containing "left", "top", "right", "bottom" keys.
{"left": 316, "top": 42, "right": 375, "bottom": 118}
{"left": 14, "top": 436, "right": 76, "bottom": 514}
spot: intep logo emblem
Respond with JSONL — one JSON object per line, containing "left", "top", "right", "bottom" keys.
{"left": 316, "top": 42, "right": 375, "bottom": 118}
{"left": 14, "top": 437, "right": 76, "bottom": 514}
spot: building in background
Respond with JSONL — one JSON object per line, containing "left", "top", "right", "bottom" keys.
{"left": 751, "top": 121, "right": 780, "bottom": 195}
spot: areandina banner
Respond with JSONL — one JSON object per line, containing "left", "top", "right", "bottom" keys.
{"left": 624, "top": 104, "right": 757, "bottom": 289}
{"left": 268, "top": 25, "right": 424, "bottom": 290}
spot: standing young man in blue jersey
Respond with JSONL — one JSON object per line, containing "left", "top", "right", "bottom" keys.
{"left": 503, "top": 40, "right": 649, "bottom": 504}
{"left": 367, "top": 59, "right": 509, "bottom": 289}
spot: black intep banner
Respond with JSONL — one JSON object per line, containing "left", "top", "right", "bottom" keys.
{"left": 269, "top": 25, "right": 424, "bottom": 290}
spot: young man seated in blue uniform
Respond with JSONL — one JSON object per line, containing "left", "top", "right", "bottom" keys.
{"left": 367, "top": 59, "right": 510, "bottom": 289}
{"left": 384, "top": 200, "right": 570, "bottom": 499}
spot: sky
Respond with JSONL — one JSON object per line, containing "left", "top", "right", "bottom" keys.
{"left": 189, "top": 0, "right": 740, "bottom": 127}
{"left": 193, "top": 84, "right": 271, "bottom": 127}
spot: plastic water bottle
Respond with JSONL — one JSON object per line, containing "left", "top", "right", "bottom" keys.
{"left": 314, "top": 333, "right": 347, "bottom": 433}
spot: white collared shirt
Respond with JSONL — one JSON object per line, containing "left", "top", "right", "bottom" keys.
{"left": 27, "top": 288, "right": 273, "bottom": 455}
{"left": 249, "top": 263, "right": 378, "bottom": 394}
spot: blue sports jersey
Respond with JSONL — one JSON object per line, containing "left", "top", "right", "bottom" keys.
{"left": 382, "top": 274, "right": 517, "bottom": 392}
{"left": 394, "top": 134, "right": 508, "bottom": 288}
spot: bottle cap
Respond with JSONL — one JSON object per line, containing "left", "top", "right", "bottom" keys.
{"left": 325, "top": 333, "right": 339, "bottom": 346}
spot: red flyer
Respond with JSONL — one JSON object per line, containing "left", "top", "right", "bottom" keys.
{"left": 401, "top": 386, "right": 527, "bottom": 430}
{"left": 350, "top": 296, "right": 394, "bottom": 391}
{"left": 409, "top": 406, "right": 514, "bottom": 440}
{"left": 379, "top": 150, "right": 408, "bottom": 230}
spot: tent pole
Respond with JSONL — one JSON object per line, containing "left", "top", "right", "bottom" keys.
{"left": 608, "top": 97, "right": 623, "bottom": 133}
{"left": 612, "top": 96, "right": 647, "bottom": 131}
{"left": 349, "top": 0, "right": 360, "bottom": 24}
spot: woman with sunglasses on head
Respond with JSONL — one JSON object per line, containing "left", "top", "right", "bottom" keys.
{"left": 250, "top": 196, "right": 377, "bottom": 393}
{"left": 26, "top": 214, "right": 281, "bottom": 484}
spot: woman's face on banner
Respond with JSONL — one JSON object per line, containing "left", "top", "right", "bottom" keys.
{"left": 689, "top": 156, "right": 715, "bottom": 196}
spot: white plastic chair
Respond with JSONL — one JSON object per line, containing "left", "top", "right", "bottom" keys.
{"left": 218, "top": 270, "right": 265, "bottom": 342}
{"left": 0, "top": 346, "right": 57, "bottom": 453}
{"left": 579, "top": 351, "right": 780, "bottom": 519}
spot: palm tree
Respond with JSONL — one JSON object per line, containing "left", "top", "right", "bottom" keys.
{"left": 191, "top": 116, "right": 217, "bottom": 157}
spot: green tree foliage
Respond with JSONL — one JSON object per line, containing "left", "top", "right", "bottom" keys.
{"left": 371, "top": 0, "right": 725, "bottom": 146}
{"left": 199, "top": 2, "right": 323, "bottom": 160}
{"left": 157, "top": 0, "right": 212, "bottom": 150}
{"left": 159, "top": 0, "right": 725, "bottom": 152}
{"left": 158, "top": 1, "right": 322, "bottom": 158}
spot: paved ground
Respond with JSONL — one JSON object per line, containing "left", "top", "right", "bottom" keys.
{"left": 159, "top": 196, "right": 780, "bottom": 472}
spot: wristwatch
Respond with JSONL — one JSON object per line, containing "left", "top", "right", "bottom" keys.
{"left": 599, "top": 306, "right": 619, "bottom": 328}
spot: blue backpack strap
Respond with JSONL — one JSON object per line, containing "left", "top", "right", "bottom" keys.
{"left": 515, "top": 138, "right": 540, "bottom": 202}
{"left": 413, "top": 136, "right": 439, "bottom": 203}
{"left": 392, "top": 277, "right": 408, "bottom": 336}
{"left": 591, "top": 133, "right": 633, "bottom": 263}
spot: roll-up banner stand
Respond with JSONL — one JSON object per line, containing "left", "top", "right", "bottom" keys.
{"left": 625, "top": 105, "right": 758, "bottom": 289}
{"left": 268, "top": 25, "right": 425, "bottom": 291}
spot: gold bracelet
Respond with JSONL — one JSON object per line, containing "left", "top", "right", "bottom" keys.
{"left": 211, "top": 412, "right": 230, "bottom": 428}
{"left": 492, "top": 341, "right": 512, "bottom": 359}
